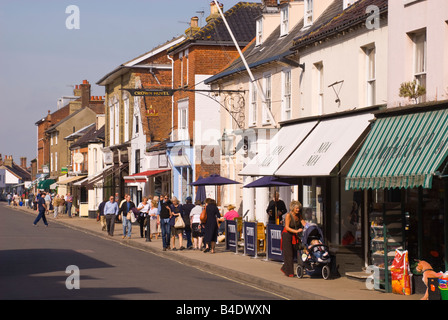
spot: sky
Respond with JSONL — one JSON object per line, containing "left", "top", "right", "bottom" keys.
{"left": 0, "top": 0, "right": 243, "bottom": 166}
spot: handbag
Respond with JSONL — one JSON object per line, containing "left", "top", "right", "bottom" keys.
{"left": 174, "top": 215, "right": 185, "bottom": 228}
{"left": 200, "top": 208, "right": 207, "bottom": 224}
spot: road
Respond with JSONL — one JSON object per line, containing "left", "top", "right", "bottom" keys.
{"left": 0, "top": 204, "right": 283, "bottom": 301}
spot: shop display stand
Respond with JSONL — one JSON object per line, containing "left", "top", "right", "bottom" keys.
{"left": 370, "top": 202, "right": 404, "bottom": 293}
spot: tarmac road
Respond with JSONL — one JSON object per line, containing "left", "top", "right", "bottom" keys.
{"left": 0, "top": 204, "right": 284, "bottom": 301}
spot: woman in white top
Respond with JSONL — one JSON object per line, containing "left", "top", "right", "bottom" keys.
{"left": 189, "top": 200, "right": 204, "bottom": 250}
{"left": 149, "top": 199, "right": 159, "bottom": 240}
{"left": 137, "top": 197, "right": 150, "bottom": 238}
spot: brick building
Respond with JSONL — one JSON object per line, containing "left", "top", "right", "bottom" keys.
{"left": 97, "top": 36, "right": 184, "bottom": 202}
{"left": 166, "top": 1, "right": 262, "bottom": 202}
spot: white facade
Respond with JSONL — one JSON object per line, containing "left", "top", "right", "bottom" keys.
{"left": 387, "top": 0, "right": 448, "bottom": 107}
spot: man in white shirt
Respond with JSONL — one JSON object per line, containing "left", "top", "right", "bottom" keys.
{"left": 104, "top": 195, "right": 119, "bottom": 236}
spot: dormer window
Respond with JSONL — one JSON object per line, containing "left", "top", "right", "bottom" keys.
{"left": 304, "top": 0, "right": 313, "bottom": 27}
{"left": 256, "top": 18, "right": 263, "bottom": 46}
{"left": 280, "top": 5, "right": 289, "bottom": 36}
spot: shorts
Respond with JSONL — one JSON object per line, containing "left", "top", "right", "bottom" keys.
{"left": 192, "top": 223, "right": 203, "bottom": 237}
{"left": 171, "top": 226, "right": 183, "bottom": 236}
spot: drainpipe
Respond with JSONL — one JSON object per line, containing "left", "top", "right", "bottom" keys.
{"left": 167, "top": 54, "right": 175, "bottom": 141}
{"left": 212, "top": 0, "right": 276, "bottom": 127}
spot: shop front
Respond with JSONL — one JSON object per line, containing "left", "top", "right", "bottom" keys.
{"left": 345, "top": 103, "right": 448, "bottom": 291}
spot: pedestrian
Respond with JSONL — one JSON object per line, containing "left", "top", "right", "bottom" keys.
{"left": 182, "top": 196, "right": 195, "bottom": 249}
{"left": 119, "top": 194, "right": 135, "bottom": 239}
{"left": 65, "top": 193, "right": 73, "bottom": 217}
{"left": 33, "top": 191, "right": 48, "bottom": 227}
{"left": 104, "top": 195, "right": 119, "bottom": 236}
{"left": 190, "top": 200, "right": 204, "bottom": 250}
{"left": 170, "top": 197, "right": 185, "bottom": 250}
{"left": 137, "top": 197, "right": 150, "bottom": 238}
{"left": 280, "top": 200, "right": 306, "bottom": 277}
{"left": 58, "top": 196, "right": 65, "bottom": 219}
{"left": 44, "top": 192, "right": 52, "bottom": 215}
{"left": 148, "top": 199, "right": 159, "bottom": 240}
{"left": 53, "top": 195, "right": 60, "bottom": 218}
{"left": 98, "top": 199, "right": 107, "bottom": 231}
{"left": 159, "top": 194, "right": 172, "bottom": 251}
{"left": 6, "top": 193, "right": 11, "bottom": 206}
{"left": 266, "top": 191, "right": 287, "bottom": 225}
{"left": 218, "top": 204, "right": 239, "bottom": 234}
{"left": 28, "top": 192, "right": 34, "bottom": 209}
{"left": 203, "top": 198, "right": 220, "bottom": 253}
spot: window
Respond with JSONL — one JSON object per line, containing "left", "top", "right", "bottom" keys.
{"left": 249, "top": 82, "right": 257, "bottom": 126}
{"left": 55, "top": 132, "right": 58, "bottom": 145}
{"left": 134, "top": 115, "right": 139, "bottom": 134}
{"left": 185, "top": 49, "right": 189, "bottom": 86}
{"left": 262, "top": 74, "right": 272, "bottom": 124}
{"left": 365, "top": 46, "right": 376, "bottom": 106}
{"left": 124, "top": 96, "right": 129, "bottom": 142}
{"left": 114, "top": 99, "right": 119, "bottom": 144}
{"left": 256, "top": 18, "right": 263, "bottom": 46}
{"left": 179, "top": 52, "right": 184, "bottom": 87}
{"left": 109, "top": 103, "right": 114, "bottom": 145}
{"left": 314, "top": 62, "right": 324, "bottom": 115}
{"left": 135, "top": 149, "right": 140, "bottom": 174}
{"left": 343, "top": 0, "right": 356, "bottom": 9}
{"left": 282, "top": 69, "right": 292, "bottom": 120}
{"left": 280, "top": 5, "right": 289, "bottom": 36}
{"left": 50, "top": 153, "right": 53, "bottom": 172}
{"left": 412, "top": 30, "right": 427, "bottom": 102}
{"left": 55, "top": 152, "right": 58, "bottom": 172}
{"left": 178, "top": 100, "right": 188, "bottom": 140}
{"left": 304, "top": 0, "right": 314, "bottom": 27}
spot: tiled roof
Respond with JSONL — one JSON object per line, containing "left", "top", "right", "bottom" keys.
{"left": 69, "top": 125, "right": 105, "bottom": 149}
{"left": 292, "top": 0, "right": 388, "bottom": 49}
{"left": 2, "top": 163, "right": 31, "bottom": 181}
{"left": 168, "top": 2, "right": 263, "bottom": 53}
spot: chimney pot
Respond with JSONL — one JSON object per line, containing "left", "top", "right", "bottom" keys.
{"left": 83, "top": 80, "right": 88, "bottom": 84}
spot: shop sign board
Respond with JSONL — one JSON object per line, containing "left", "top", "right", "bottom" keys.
{"left": 243, "top": 222, "right": 257, "bottom": 257}
{"left": 266, "top": 223, "right": 283, "bottom": 261}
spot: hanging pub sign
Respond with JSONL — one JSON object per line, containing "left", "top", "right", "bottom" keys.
{"left": 122, "top": 88, "right": 175, "bottom": 97}
{"left": 243, "top": 221, "right": 257, "bottom": 257}
{"left": 266, "top": 223, "right": 284, "bottom": 261}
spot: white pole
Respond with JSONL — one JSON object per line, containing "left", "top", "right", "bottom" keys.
{"left": 213, "top": 0, "right": 276, "bottom": 126}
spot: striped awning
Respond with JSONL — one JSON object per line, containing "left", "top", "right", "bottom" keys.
{"left": 345, "top": 108, "right": 448, "bottom": 190}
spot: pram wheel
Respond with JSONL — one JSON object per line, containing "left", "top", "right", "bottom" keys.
{"left": 296, "top": 265, "right": 304, "bottom": 279}
{"left": 322, "top": 265, "right": 330, "bottom": 280}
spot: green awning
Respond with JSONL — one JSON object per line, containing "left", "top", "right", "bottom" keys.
{"left": 38, "top": 179, "right": 56, "bottom": 190}
{"left": 346, "top": 108, "right": 448, "bottom": 190}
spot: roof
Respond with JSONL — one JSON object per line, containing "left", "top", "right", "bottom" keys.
{"left": 45, "top": 105, "right": 104, "bottom": 134}
{"left": 206, "top": 0, "right": 388, "bottom": 85}
{"left": 168, "top": 2, "right": 263, "bottom": 54}
{"left": 292, "top": 0, "right": 388, "bottom": 49}
{"left": 96, "top": 36, "right": 185, "bottom": 86}
{"left": 69, "top": 125, "right": 105, "bottom": 149}
{"left": 1, "top": 163, "right": 31, "bottom": 182}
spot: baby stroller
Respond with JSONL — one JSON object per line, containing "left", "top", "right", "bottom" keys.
{"left": 296, "top": 224, "right": 331, "bottom": 280}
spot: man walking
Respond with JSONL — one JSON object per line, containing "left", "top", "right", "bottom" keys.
{"left": 98, "top": 199, "right": 107, "bottom": 231}
{"left": 33, "top": 191, "right": 49, "bottom": 227}
{"left": 65, "top": 193, "right": 73, "bottom": 217}
{"left": 119, "top": 194, "right": 135, "bottom": 239}
{"left": 104, "top": 196, "right": 119, "bottom": 236}
{"left": 159, "top": 194, "right": 172, "bottom": 251}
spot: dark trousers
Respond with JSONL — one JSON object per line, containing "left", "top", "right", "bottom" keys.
{"left": 105, "top": 214, "right": 116, "bottom": 235}
{"left": 34, "top": 210, "right": 48, "bottom": 226}
{"left": 281, "top": 232, "right": 297, "bottom": 276}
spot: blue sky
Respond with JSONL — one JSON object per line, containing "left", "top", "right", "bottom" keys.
{"left": 0, "top": 0, "right": 242, "bottom": 165}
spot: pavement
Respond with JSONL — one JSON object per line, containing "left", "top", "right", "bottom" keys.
{"left": 5, "top": 203, "right": 422, "bottom": 300}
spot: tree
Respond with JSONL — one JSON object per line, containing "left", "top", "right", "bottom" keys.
{"left": 399, "top": 80, "right": 426, "bottom": 104}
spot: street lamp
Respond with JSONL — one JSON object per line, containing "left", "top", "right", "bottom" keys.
{"left": 219, "top": 129, "right": 235, "bottom": 156}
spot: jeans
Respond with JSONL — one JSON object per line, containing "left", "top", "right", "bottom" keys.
{"left": 122, "top": 216, "right": 132, "bottom": 237}
{"left": 66, "top": 202, "right": 72, "bottom": 217}
{"left": 160, "top": 218, "right": 171, "bottom": 248}
{"left": 34, "top": 210, "right": 48, "bottom": 226}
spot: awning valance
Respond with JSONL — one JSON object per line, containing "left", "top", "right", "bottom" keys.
{"left": 345, "top": 109, "right": 448, "bottom": 190}
{"left": 239, "top": 121, "right": 318, "bottom": 176}
{"left": 275, "top": 113, "right": 374, "bottom": 177}
{"left": 38, "top": 179, "right": 56, "bottom": 190}
{"left": 57, "top": 175, "right": 86, "bottom": 185}
{"left": 124, "top": 169, "right": 170, "bottom": 183}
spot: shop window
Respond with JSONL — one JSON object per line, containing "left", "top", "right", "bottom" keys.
{"left": 302, "top": 178, "right": 323, "bottom": 227}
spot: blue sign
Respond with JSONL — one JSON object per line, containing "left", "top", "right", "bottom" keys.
{"left": 266, "top": 223, "right": 284, "bottom": 261}
{"left": 225, "top": 220, "right": 238, "bottom": 252}
{"left": 243, "top": 222, "right": 257, "bottom": 257}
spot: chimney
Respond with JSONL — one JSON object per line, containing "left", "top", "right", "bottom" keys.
{"left": 4, "top": 155, "right": 13, "bottom": 167}
{"left": 185, "top": 16, "right": 200, "bottom": 36}
{"left": 263, "top": 0, "right": 278, "bottom": 7}
{"left": 0, "top": 154, "right": 3, "bottom": 166}
{"left": 73, "top": 84, "right": 81, "bottom": 96}
{"left": 20, "top": 157, "right": 27, "bottom": 169}
{"left": 79, "top": 80, "right": 91, "bottom": 108}
{"left": 206, "top": 1, "right": 223, "bottom": 23}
